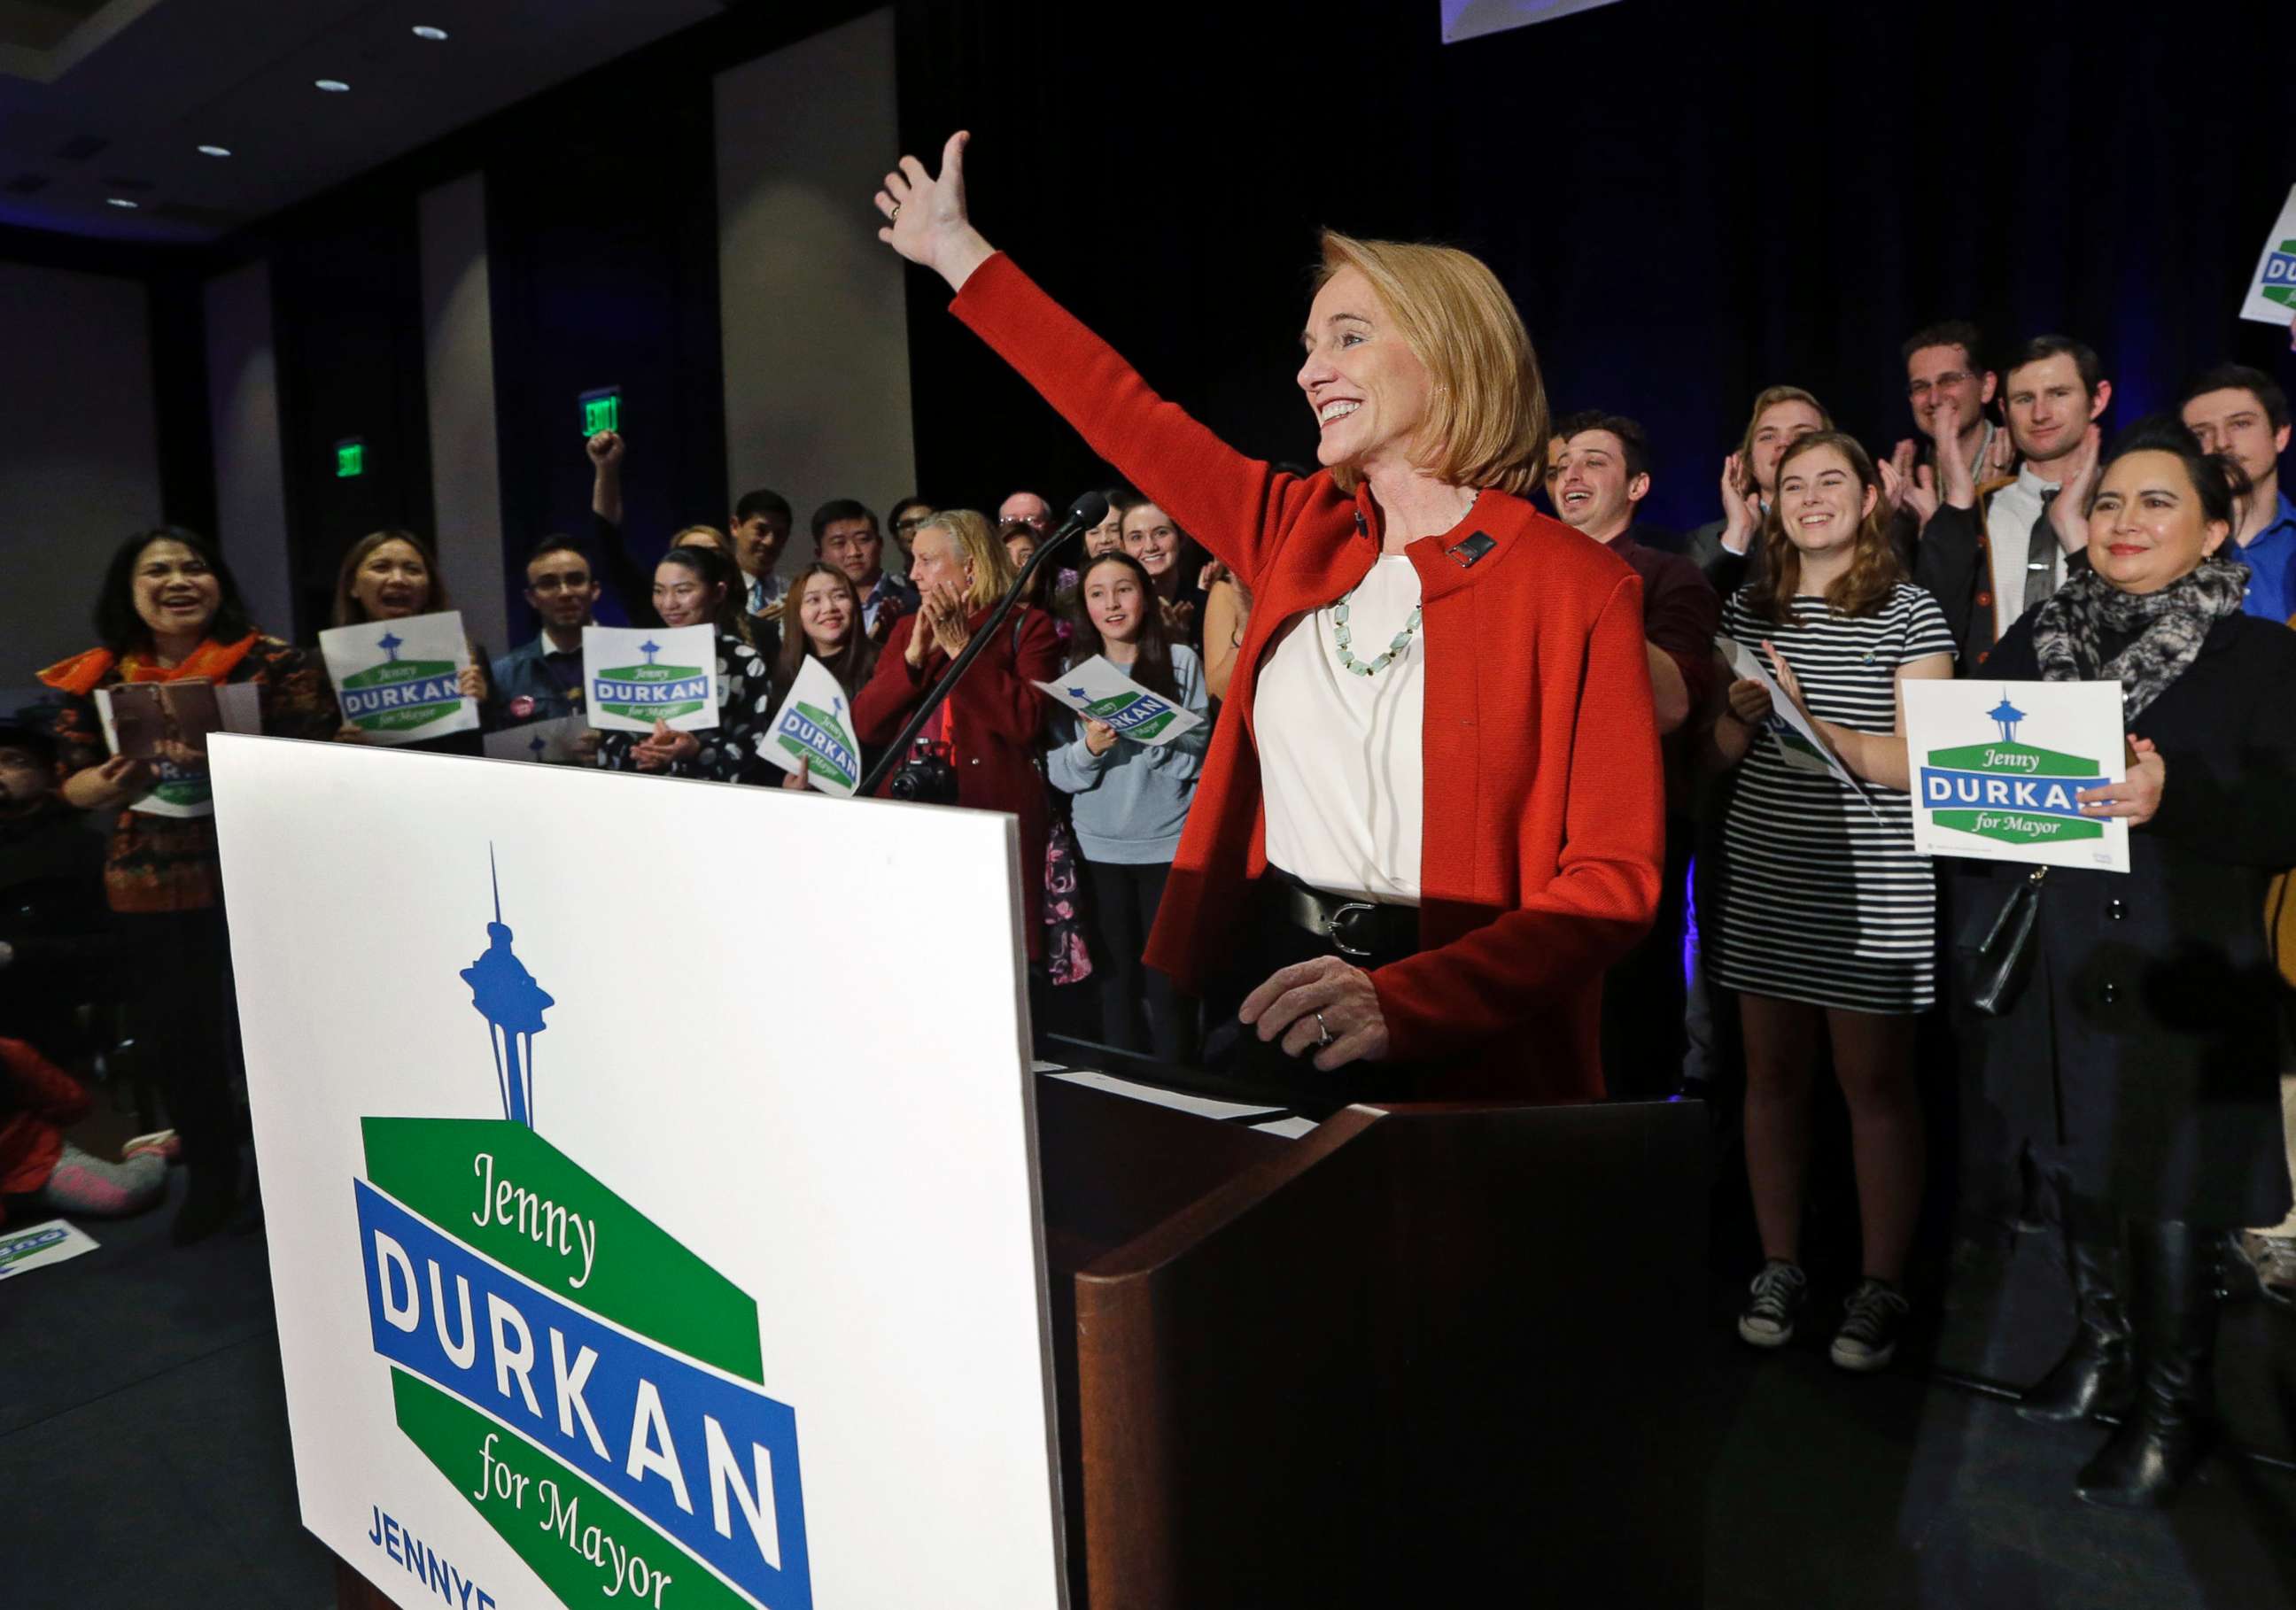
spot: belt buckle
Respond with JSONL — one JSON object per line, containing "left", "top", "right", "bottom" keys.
{"left": 1324, "top": 900, "right": 1378, "bottom": 959}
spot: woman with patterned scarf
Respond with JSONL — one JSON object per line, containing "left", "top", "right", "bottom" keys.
{"left": 1765, "top": 416, "right": 2296, "bottom": 1508}
{"left": 38, "top": 527, "right": 339, "bottom": 1242}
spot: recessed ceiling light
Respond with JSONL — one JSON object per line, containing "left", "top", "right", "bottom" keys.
{"left": 198, "top": 144, "right": 231, "bottom": 158}
{"left": 411, "top": 26, "right": 447, "bottom": 41}
{"left": 105, "top": 197, "right": 139, "bottom": 208}
{"left": 315, "top": 78, "right": 350, "bottom": 93}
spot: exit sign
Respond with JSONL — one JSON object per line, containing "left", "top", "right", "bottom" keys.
{"left": 580, "top": 386, "right": 620, "bottom": 437}
{"left": 336, "top": 438, "right": 365, "bottom": 478}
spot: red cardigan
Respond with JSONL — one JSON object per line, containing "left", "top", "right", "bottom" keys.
{"left": 852, "top": 603, "right": 1062, "bottom": 961}
{"left": 952, "top": 255, "right": 1663, "bottom": 1101}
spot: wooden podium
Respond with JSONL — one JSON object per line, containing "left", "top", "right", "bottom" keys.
{"left": 337, "top": 1064, "right": 1710, "bottom": 1610}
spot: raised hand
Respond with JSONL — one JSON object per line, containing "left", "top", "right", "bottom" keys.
{"left": 1933, "top": 396, "right": 1977, "bottom": 509}
{"left": 781, "top": 757, "right": 812, "bottom": 792}
{"left": 1980, "top": 420, "right": 2017, "bottom": 482}
{"left": 1719, "top": 453, "right": 1760, "bottom": 553}
{"left": 1889, "top": 439, "right": 1919, "bottom": 504}
{"left": 1878, "top": 455, "right": 1909, "bottom": 517}
{"left": 874, "top": 131, "right": 996, "bottom": 292}
{"left": 1906, "top": 464, "right": 1941, "bottom": 527}
{"left": 926, "top": 583, "right": 973, "bottom": 656}
{"left": 586, "top": 430, "right": 624, "bottom": 468}
{"left": 2048, "top": 423, "right": 2102, "bottom": 554}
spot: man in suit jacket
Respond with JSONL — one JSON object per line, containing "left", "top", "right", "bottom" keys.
{"left": 1916, "top": 336, "right": 2110, "bottom": 670}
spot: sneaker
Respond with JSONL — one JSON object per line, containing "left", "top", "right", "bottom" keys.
{"left": 1737, "top": 1259, "right": 1808, "bottom": 1348}
{"left": 2246, "top": 1231, "right": 2296, "bottom": 1309}
{"left": 1831, "top": 1279, "right": 1912, "bottom": 1372}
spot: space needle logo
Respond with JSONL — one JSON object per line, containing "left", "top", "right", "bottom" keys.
{"left": 351, "top": 854, "right": 812, "bottom": 1609}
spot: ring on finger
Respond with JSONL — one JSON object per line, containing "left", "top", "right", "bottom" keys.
{"left": 890, "top": 202, "right": 902, "bottom": 222}
{"left": 1314, "top": 1010, "right": 1335, "bottom": 1049}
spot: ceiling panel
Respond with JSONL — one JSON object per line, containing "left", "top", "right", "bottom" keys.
{"left": 0, "top": 0, "right": 725, "bottom": 241}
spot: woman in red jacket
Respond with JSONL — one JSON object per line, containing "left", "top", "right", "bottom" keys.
{"left": 851, "top": 509, "right": 1062, "bottom": 960}
{"left": 872, "top": 135, "right": 1663, "bottom": 1101}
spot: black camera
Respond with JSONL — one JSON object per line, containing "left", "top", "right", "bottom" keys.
{"left": 886, "top": 740, "right": 958, "bottom": 804}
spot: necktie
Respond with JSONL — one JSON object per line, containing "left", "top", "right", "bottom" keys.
{"left": 2021, "top": 488, "right": 2059, "bottom": 618}
{"left": 749, "top": 576, "right": 765, "bottom": 615}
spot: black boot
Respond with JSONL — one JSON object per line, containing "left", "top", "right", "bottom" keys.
{"left": 2075, "top": 1217, "right": 2216, "bottom": 1509}
{"left": 2019, "top": 1188, "right": 2134, "bottom": 1423}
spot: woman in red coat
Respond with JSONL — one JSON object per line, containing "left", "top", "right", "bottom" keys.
{"left": 873, "top": 135, "right": 1663, "bottom": 1101}
{"left": 851, "top": 508, "right": 1061, "bottom": 960}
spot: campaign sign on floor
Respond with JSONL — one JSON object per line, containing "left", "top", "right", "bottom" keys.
{"left": 211, "top": 736, "right": 1062, "bottom": 1610}
{"left": 1902, "top": 679, "right": 2130, "bottom": 873}
{"left": 758, "top": 659, "right": 863, "bottom": 796}
{"left": 584, "top": 625, "right": 719, "bottom": 735}
{"left": 322, "top": 612, "right": 480, "bottom": 746}
{"left": 1034, "top": 654, "right": 1203, "bottom": 746}
{"left": 0, "top": 1218, "right": 100, "bottom": 1281}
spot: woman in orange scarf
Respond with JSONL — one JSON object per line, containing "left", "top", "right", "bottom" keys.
{"left": 38, "top": 526, "right": 338, "bottom": 1242}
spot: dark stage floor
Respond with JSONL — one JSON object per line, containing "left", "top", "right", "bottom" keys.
{"left": 3, "top": 1167, "right": 2291, "bottom": 1609}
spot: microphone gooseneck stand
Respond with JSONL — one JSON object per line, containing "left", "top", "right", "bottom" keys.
{"left": 856, "top": 491, "right": 1111, "bottom": 799}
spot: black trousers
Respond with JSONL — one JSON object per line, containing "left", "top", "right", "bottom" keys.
{"left": 1082, "top": 857, "right": 1194, "bottom": 1063}
{"left": 1197, "top": 879, "right": 1421, "bottom": 1111}
{"left": 119, "top": 909, "right": 240, "bottom": 1178}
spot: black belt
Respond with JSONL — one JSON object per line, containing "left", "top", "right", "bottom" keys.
{"left": 1271, "top": 871, "right": 1420, "bottom": 962}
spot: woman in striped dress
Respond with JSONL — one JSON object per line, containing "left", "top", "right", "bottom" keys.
{"left": 1704, "top": 430, "right": 1955, "bottom": 1371}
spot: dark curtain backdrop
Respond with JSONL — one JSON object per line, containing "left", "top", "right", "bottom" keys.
{"left": 893, "top": 0, "right": 2296, "bottom": 534}
{"left": 269, "top": 202, "right": 436, "bottom": 639}
{"left": 485, "top": 87, "right": 727, "bottom": 631}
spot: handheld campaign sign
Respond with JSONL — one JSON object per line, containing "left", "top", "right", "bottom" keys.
{"left": 1716, "top": 633, "right": 1886, "bottom": 823}
{"left": 211, "top": 738, "right": 1063, "bottom": 1610}
{"left": 483, "top": 716, "right": 589, "bottom": 767}
{"left": 2240, "top": 183, "right": 2296, "bottom": 324}
{"left": 584, "top": 625, "right": 720, "bottom": 735}
{"left": 758, "top": 660, "right": 863, "bottom": 797}
{"left": 322, "top": 612, "right": 480, "bottom": 746}
{"left": 1903, "top": 679, "right": 2130, "bottom": 873}
{"left": 1034, "top": 655, "right": 1203, "bottom": 746}
{"left": 93, "top": 681, "right": 260, "bottom": 817}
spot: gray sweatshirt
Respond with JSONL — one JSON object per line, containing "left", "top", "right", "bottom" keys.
{"left": 1044, "top": 645, "right": 1211, "bottom": 863}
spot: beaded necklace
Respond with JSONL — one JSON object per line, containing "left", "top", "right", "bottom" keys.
{"left": 1330, "top": 592, "right": 1422, "bottom": 677}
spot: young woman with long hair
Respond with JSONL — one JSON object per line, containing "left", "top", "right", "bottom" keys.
{"left": 1047, "top": 550, "right": 1210, "bottom": 1059}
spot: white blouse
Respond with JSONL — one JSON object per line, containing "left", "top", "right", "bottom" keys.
{"left": 1252, "top": 553, "right": 1425, "bottom": 904}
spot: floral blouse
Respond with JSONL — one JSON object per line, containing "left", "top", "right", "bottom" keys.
{"left": 594, "top": 630, "right": 772, "bottom": 784}
{"left": 50, "top": 636, "right": 340, "bottom": 914}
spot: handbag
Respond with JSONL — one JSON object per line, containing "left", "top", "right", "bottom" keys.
{"left": 1967, "top": 866, "right": 2049, "bottom": 1017}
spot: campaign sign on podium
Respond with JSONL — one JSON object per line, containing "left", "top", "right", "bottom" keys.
{"left": 211, "top": 737, "right": 1063, "bottom": 1610}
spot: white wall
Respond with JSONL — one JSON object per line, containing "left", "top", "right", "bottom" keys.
{"left": 418, "top": 172, "right": 509, "bottom": 656}
{"left": 204, "top": 259, "right": 295, "bottom": 642}
{"left": 715, "top": 6, "right": 912, "bottom": 581}
{"left": 0, "top": 261, "right": 164, "bottom": 693}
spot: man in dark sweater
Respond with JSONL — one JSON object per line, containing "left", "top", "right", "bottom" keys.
{"left": 1547, "top": 413, "right": 1720, "bottom": 1100}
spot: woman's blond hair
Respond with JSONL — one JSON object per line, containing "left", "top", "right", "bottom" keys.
{"left": 1315, "top": 230, "right": 1548, "bottom": 497}
{"left": 915, "top": 509, "right": 1018, "bottom": 612}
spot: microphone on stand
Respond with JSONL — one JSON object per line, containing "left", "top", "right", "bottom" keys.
{"left": 861, "top": 489, "right": 1111, "bottom": 801}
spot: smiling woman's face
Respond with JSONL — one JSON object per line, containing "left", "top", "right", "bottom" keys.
{"left": 1296, "top": 265, "right": 1434, "bottom": 476}
{"left": 133, "top": 538, "right": 222, "bottom": 642}
{"left": 351, "top": 538, "right": 432, "bottom": 620}
{"left": 1773, "top": 442, "right": 1874, "bottom": 560}
{"left": 2085, "top": 449, "right": 2229, "bottom": 596}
